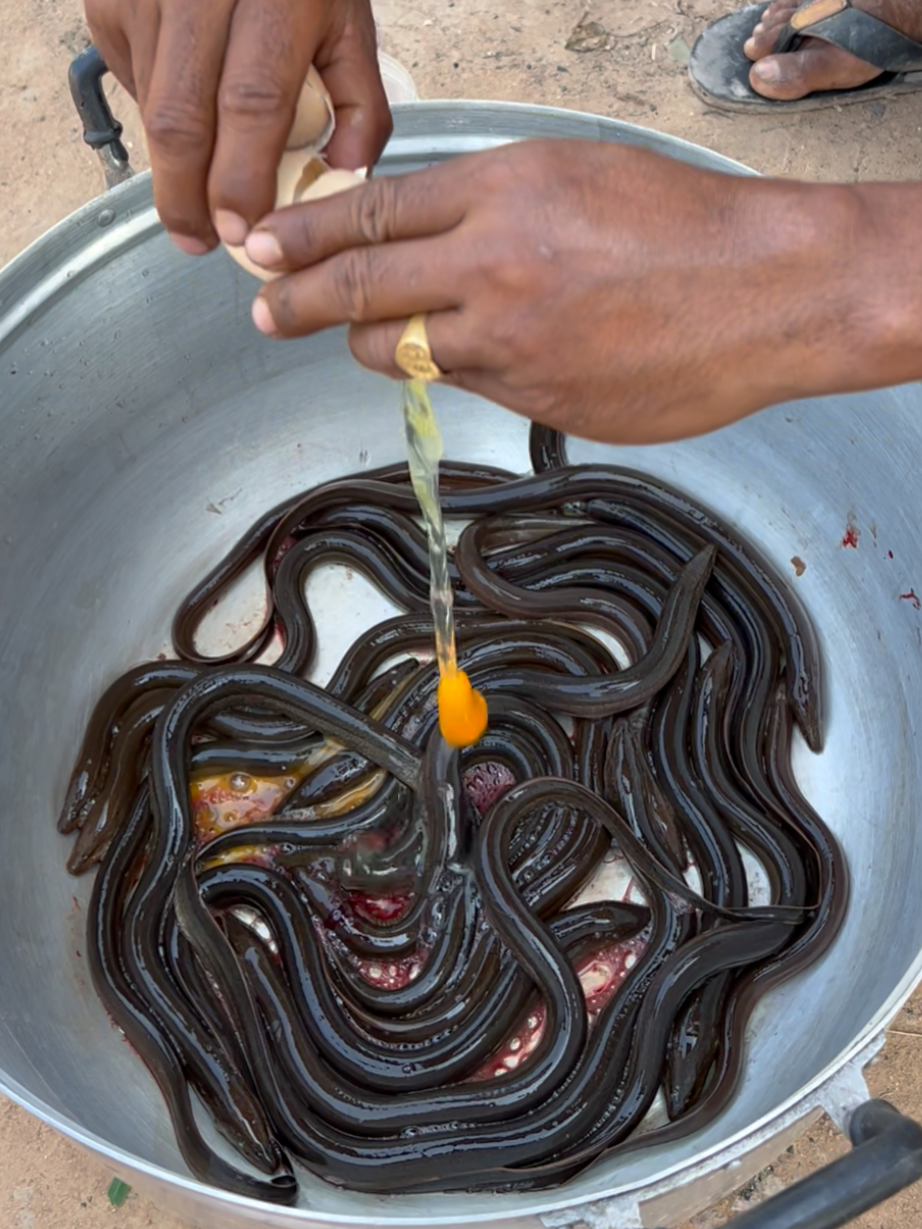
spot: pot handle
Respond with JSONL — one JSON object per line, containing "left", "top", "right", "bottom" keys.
{"left": 69, "top": 45, "right": 134, "bottom": 190}
{"left": 715, "top": 1099, "right": 922, "bottom": 1229}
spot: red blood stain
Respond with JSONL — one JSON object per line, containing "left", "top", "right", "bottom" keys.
{"left": 841, "top": 525, "right": 859, "bottom": 549}
{"left": 350, "top": 892, "right": 410, "bottom": 924}
{"left": 271, "top": 535, "right": 299, "bottom": 570}
{"left": 901, "top": 589, "right": 921, "bottom": 610}
{"left": 469, "top": 935, "right": 647, "bottom": 1082}
{"left": 309, "top": 885, "right": 424, "bottom": 988}
{"left": 463, "top": 762, "right": 517, "bottom": 816}
{"left": 353, "top": 948, "right": 428, "bottom": 991}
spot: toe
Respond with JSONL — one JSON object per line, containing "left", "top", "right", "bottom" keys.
{"left": 756, "top": 0, "right": 798, "bottom": 21}
{"left": 744, "top": 3, "right": 798, "bottom": 61}
{"left": 749, "top": 54, "right": 799, "bottom": 97}
{"left": 749, "top": 41, "right": 882, "bottom": 99}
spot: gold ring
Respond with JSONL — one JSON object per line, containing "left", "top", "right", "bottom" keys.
{"left": 395, "top": 314, "right": 444, "bottom": 382}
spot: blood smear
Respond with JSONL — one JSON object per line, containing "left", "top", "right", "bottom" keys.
{"left": 196, "top": 761, "right": 648, "bottom": 1069}
{"left": 463, "top": 762, "right": 517, "bottom": 816}
{"left": 469, "top": 935, "right": 648, "bottom": 1082}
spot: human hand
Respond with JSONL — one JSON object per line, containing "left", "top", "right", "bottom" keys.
{"left": 84, "top": 0, "right": 391, "bottom": 255}
{"left": 242, "top": 139, "right": 886, "bottom": 445}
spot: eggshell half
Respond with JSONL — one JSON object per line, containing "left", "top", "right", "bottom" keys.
{"left": 286, "top": 65, "right": 335, "bottom": 152}
{"left": 222, "top": 68, "right": 366, "bottom": 281}
{"left": 226, "top": 158, "right": 367, "bottom": 281}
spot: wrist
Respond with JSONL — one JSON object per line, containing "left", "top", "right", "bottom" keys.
{"left": 730, "top": 177, "right": 922, "bottom": 408}
{"left": 840, "top": 181, "right": 922, "bottom": 394}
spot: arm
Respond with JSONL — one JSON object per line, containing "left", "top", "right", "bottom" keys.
{"left": 241, "top": 139, "right": 922, "bottom": 444}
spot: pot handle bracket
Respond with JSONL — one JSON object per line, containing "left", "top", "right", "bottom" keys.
{"left": 716, "top": 1097, "right": 922, "bottom": 1229}
{"left": 540, "top": 1096, "right": 922, "bottom": 1229}
{"left": 69, "top": 46, "right": 134, "bottom": 190}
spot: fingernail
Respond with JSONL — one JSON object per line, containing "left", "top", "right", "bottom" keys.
{"left": 252, "top": 296, "right": 278, "bottom": 336}
{"left": 169, "top": 233, "right": 210, "bottom": 256}
{"left": 753, "top": 57, "right": 781, "bottom": 82}
{"left": 214, "top": 210, "right": 249, "bottom": 247}
{"left": 245, "top": 230, "right": 284, "bottom": 268}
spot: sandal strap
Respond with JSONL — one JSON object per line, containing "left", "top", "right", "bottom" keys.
{"left": 775, "top": 0, "right": 922, "bottom": 71}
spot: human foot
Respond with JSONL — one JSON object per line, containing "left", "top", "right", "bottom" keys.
{"left": 746, "top": 0, "right": 922, "bottom": 99}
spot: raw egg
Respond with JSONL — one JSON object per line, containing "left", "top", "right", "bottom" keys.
{"left": 437, "top": 670, "right": 488, "bottom": 748}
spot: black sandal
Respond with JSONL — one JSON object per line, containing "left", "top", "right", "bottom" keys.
{"left": 688, "top": 0, "right": 922, "bottom": 113}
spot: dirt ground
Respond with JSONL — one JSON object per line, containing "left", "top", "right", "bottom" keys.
{"left": 3, "top": 0, "right": 922, "bottom": 1226}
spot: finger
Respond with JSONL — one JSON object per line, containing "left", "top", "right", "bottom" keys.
{"left": 123, "top": 6, "right": 161, "bottom": 112}
{"left": 315, "top": 9, "right": 392, "bottom": 171}
{"left": 85, "top": 15, "right": 138, "bottom": 100}
{"left": 208, "top": 0, "right": 326, "bottom": 243}
{"left": 350, "top": 316, "right": 557, "bottom": 433}
{"left": 349, "top": 318, "right": 513, "bottom": 417}
{"left": 244, "top": 165, "right": 469, "bottom": 273}
{"left": 346, "top": 313, "right": 494, "bottom": 381}
{"left": 252, "top": 237, "right": 463, "bottom": 338}
{"left": 143, "top": 0, "right": 237, "bottom": 251}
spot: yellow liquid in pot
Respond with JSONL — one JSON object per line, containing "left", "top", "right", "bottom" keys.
{"left": 400, "top": 379, "right": 487, "bottom": 748}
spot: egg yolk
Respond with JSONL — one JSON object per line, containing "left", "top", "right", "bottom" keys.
{"left": 437, "top": 670, "right": 488, "bottom": 748}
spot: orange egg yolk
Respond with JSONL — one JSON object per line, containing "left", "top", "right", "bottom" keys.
{"left": 437, "top": 670, "right": 488, "bottom": 748}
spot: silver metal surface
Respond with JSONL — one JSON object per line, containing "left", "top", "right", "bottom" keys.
{"left": 97, "top": 142, "right": 134, "bottom": 191}
{"left": 1, "top": 101, "right": 921, "bottom": 1229}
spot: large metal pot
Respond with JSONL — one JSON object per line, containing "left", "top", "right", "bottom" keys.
{"left": 3, "top": 67, "right": 922, "bottom": 1229}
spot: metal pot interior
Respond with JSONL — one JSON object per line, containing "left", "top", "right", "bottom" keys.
{"left": 1, "top": 103, "right": 921, "bottom": 1225}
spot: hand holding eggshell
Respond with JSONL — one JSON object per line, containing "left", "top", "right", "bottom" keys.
{"left": 243, "top": 137, "right": 903, "bottom": 448}
{"left": 223, "top": 66, "right": 368, "bottom": 281}
{"left": 84, "top": 0, "right": 391, "bottom": 254}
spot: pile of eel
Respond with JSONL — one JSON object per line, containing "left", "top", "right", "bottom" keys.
{"left": 57, "top": 424, "right": 848, "bottom": 1204}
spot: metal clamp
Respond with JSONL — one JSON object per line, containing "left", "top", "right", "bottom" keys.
{"left": 68, "top": 45, "right": 134, "bottom": 190}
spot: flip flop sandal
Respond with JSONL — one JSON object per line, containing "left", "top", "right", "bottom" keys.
{"left": 688, "top": 0, "right": 922, "bottom": 113}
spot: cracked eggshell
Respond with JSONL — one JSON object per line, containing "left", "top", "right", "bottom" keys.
{"left": 286, "top": 65, "right": 335, "bottom": 152}
{"left": 226, "top": 158, "right": 367, "bottom": 281}
{"left": 223, "top": 68, "right": 365, "bottom": 281}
